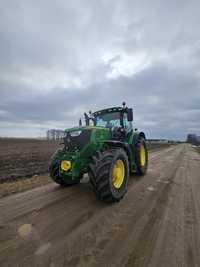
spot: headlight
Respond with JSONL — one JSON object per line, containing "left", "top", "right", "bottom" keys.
{"left": 61, "top": 160, "right": 71, "bottom": 171}
{"left": 70, "top": 130, "right": 82, "bottom": 137}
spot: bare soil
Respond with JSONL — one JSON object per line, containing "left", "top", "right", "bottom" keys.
{"left": 0, "top": 138, "right": 60, "bottom": 182}
{"left": 0, "top": 144, "right": 200, "bottom": 267}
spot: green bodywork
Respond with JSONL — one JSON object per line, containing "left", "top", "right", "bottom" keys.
{"left": 52, "top": 125, "right": 144, "bottom": 180}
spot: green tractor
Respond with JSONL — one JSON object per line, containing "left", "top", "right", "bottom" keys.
{"left": 49, "top": 103, "right": 148, "bottom": 202}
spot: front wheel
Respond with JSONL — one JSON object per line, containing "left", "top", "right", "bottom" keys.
{"left": 88, "top": 149, "right": 129, "bottom": 202}
{"left": 49, "top": 159, "right": 80, "bottom": 186}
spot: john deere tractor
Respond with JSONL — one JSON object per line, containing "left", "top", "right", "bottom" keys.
{"left": 49, "top": 103, "right": 148, "bottom": 202}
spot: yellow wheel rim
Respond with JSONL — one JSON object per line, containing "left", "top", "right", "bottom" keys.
{"left": 112, "top": 159, "right": 125, "bottom": 189}
{"left": 61, "top": 160, "right": 71, "bottom": 171}
{"left": 140, "top": 144, "right": 146, "bottom": 166}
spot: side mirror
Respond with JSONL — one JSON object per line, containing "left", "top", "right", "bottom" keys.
{"left": 127, "top": 108, "right": 133, "bottom": 121}
{"left": 84, "top": 113, "right": 90, "bottom": 126}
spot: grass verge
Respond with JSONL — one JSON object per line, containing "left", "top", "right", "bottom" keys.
{"left": 147, "top": 143, "right": 171, "bottom": 152}
{"left": 0, "top": 175, "right": 52, "bottom": 198}
{"left": 195, "top": 146, "right": 200, "bottom": 154}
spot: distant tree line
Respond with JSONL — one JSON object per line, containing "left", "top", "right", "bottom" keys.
{"left": 187, "top": 134, "right": 200, "bottom": 145}
{"left": 47, "top": 129, "right": 65, "bottom": 141}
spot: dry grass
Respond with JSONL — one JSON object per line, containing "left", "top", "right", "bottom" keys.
{"left": 195, "top": 146, "right": 200, "bottom": 154}
{"left": 147, "top": 143, "right": 171, "bottom": 151}
{"left": 0, "top": 175, "right": 52, "bottom": 198}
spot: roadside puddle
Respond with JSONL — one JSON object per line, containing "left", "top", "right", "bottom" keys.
{"left": 18, "top": 223, "right": 32, "bottom": 238}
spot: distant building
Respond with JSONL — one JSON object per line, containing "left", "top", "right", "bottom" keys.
{"left": 47, "top": 129, "right": 65, "bottom": 141}
{"left": 187, "top": 134, "right": 200, "bottom": 145}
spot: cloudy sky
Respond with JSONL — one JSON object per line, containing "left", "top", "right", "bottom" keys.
{"left": 0, "top": 0, "right": 200, "bottom": 139}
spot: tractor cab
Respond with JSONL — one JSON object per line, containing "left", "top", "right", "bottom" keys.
{"left": 95, "top": 106, "right": 133, "bottom": 140}
{"left": 93, "top": 105, "right": 133, "bottom": 128}
{"left": 82, "top": 102, "right": 134, "bottom": 140}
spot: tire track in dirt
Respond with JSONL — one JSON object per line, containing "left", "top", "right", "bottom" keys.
{"left": 129, "top": 144, "right": 200, "bottom": 267}
{"left": 90, "top": 145, "right": 185, "bottom": 267}
{"left": 124, "top": 145, "right": 185, "bottom": 267}
{"left": 183, "top": 148, "right": 200, "bottom": 267}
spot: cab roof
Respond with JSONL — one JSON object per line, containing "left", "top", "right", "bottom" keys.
{"left": 93, "top": 106, "right": 125, "bottom": 117}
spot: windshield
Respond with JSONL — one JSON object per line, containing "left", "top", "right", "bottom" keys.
{"left": 95, "top": 112, "right": 121, "bottom": 128}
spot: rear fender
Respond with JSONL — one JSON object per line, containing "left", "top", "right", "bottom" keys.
{"left": 103, "top": 140, "right": 133, "bottom": 172}
{"left": 131, "top": 131, "right": 146, "bottom": 146}
{"left": 127, "top": 131, "right": 146, "bottom": 171}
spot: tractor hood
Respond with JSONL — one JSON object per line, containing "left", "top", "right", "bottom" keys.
{"left": 63, "top": 126, "right": 111, "bottom": 153}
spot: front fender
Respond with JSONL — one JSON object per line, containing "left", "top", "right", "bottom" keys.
{"left": 130, "top": 131, "right": 146, "bottom": 146}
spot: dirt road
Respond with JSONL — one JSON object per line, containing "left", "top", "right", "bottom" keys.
{"left": 0, "top": 144, "right": 200, "bottom": 267}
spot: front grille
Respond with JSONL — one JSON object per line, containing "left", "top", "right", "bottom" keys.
{"left": 64, "top": 130, "right": 91, "bottom": 152}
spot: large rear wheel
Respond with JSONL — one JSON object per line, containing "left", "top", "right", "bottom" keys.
{"left": 88, "top": 149, "right": 129, "bottom": 202}
{"left": 134, "top": 137, "right": 148, "bottom": 175}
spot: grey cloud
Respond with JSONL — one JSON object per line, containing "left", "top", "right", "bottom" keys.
{"left": 0, "top": 0, "right": 200, "bottom": 138}
{"left": 1, "top": 62, "right": 200, "bottom": 139}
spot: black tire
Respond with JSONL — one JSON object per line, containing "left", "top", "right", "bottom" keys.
{"left": 49, "top": 159, "right": 80, "bottom": 186}
{"left": 134, "top": 137, "right": 148, "bottom": 175}
{"left": 88, "top": 149, "right": 129, "bottom": 202}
